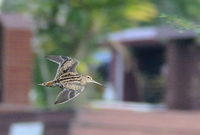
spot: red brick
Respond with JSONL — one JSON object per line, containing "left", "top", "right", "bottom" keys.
{"left": 0, "top": 14, "right": 32, "bottom": 104}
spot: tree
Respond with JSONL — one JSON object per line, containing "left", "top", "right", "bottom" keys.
{"left": 151, "top": 0, "right": 200, "bottom": 34}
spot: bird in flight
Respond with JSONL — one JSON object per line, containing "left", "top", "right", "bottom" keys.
{"left": 39, "top": 55, "right": 105, "bottom": 105}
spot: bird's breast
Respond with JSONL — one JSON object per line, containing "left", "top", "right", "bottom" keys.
{"left": 64, "top": 83, "right": 84, "bottom": 91}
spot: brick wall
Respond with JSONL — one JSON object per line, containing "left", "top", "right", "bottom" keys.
{"left": 0, "top": 13, "right": 32, "bottom": 104}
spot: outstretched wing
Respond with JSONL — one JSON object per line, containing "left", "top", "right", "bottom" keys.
{"left": 45, "top": 55, "right": 79, "bottom": 79}
{"left": 54, "top": 87, "right": 84, "bottom": 104}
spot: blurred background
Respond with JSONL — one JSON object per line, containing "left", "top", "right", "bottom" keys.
{"left": 0, "top": 0, "right": 200, "bottom": 135}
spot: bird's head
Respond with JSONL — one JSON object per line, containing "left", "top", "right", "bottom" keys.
{"left": 84, "top": 75, "right": 106, "bottom": 88}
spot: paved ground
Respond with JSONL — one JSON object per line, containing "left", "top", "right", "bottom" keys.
{"left": 70, "top": 104, "right": 200, "bottom": 135}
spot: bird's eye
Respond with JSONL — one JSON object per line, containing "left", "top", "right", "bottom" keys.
{"left": 87, "top": 76, "right": 90, "bottom": 79}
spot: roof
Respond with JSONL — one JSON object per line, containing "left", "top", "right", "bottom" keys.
{"left": 0, "top": 13, "right": 32, "bottom": 31}
{"left": 106, "top": 26, "right": 196, "bottom": 45}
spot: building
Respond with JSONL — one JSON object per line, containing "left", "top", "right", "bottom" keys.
{"left": 107, "top": 26, "right": 199, "bottom": 109}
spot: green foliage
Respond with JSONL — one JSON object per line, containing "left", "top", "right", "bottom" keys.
{"left": 152, "top": 0, "right": 200, "bottom": 20}
{"left": 155, "top": 1, "right": 200, "bottom": 34}
{"left": 29, "top": 0, "right": 157, "bottom": 55}
{"left": 160, "top": 13, "right": 200, "bottom": 34}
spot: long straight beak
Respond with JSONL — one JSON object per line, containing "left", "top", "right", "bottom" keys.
{"left": 38, "top": 83, "right": 45, "bottom": 86}
{"left": 92, "top": 80, "right": 106, "bottom": 88}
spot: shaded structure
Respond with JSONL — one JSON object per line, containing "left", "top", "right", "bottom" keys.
{"left": 107, "top": 27, "right": 199, "bottom": 109}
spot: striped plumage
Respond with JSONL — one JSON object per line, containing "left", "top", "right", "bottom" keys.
{"left": 39, "top": 55, "right": 105, "bottom": 104}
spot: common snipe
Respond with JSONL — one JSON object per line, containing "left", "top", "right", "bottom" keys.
{"left": 39, "top": 55, "right": 105, "bottom": 104}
